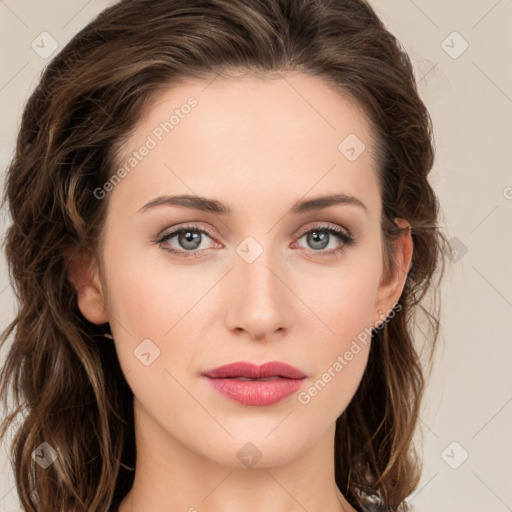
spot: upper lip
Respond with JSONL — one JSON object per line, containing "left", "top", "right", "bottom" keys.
{"left": 202, "top": 361, "right": 306, "bottom": 379}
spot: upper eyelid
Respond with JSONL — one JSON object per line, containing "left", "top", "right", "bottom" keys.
{"left": 296, "top": 221, "right": 352, "bottom": 236}
{"left": 159, "top": 223, "right": 216, "bottom": 240}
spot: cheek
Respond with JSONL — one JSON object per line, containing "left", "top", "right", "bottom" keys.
{"left": 103, "top": 245, "right": 219, "bottom": 384}
{"left": 296, "top": 274, "right": 376, "bottom": 418}
{"left": 305, "top": 264, "right": 379, "bottom": 348}
{"left": 294, "top": 262, "right": 378, "bottom": 409}
{"left": 298, "top": 343, "right": 370, "bottom": 430}
{"left": 103, "top": 233, "right": 209, "bottom": 336}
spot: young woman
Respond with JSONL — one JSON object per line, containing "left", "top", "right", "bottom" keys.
{"left": 0, "top": 1, "right": 447, "bottom": 511}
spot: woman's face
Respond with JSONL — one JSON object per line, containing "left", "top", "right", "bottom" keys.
{"left": 73, "top": 71, "right": 410, "bottom": 468}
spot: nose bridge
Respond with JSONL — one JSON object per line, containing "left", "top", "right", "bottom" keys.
{"left": 234, "top": 234, "right": 283, "bottom": 304}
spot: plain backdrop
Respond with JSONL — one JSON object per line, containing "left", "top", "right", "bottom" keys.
{"left": 0, "top": 1, "right": 511, "bottom": 511}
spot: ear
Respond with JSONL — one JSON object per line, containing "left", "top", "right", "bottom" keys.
{"left": 67, "top": 252, "right": 109, "bottom": 325}
{"left": 372, "top": 218, "right": 413, "bottom": 328}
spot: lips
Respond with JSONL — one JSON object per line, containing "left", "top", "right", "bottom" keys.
{"left": 202, "top": 361, "right": 306, "bottom": 406}
{"left": 202, "top": 361, "right": 306, "bottom": 380}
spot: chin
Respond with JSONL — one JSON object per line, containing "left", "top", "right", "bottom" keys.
{"left": 193, "top": 429, "right": 308, "bottom": 469}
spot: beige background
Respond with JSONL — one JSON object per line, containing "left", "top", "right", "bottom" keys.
{"left": 0, "top": 1, "right": 511, "bottom": 511}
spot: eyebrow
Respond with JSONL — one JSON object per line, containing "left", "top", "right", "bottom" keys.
{"left": 137, "top": 193, "right": 368, "bottom": 216}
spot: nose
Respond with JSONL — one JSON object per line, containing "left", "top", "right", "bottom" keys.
{"left": 223, "top": 245, "right": 294, "bottom": 343}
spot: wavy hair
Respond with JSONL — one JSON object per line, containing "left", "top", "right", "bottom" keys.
{"left": 0, "top": 0, "right": 448, "bottom": 510}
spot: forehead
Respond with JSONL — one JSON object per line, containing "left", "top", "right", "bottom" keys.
{"left": 129, "top": 71, "right": 374, "bottom": 152}
{"left": 111, "top": 71, "right": 381, "bottom": 220}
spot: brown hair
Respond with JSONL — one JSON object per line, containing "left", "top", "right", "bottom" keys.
{"left": 0, "top": 0, "right": 448, "bottom": 510}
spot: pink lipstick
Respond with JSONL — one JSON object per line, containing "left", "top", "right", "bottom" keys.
{"left": 202, "top": 361, "right": 306, "bottom": 406}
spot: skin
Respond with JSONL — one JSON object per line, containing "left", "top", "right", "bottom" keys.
{"left": 69, "top": 71, "right": 413, "bottom": 512}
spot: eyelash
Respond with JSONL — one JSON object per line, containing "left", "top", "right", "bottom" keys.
{"left": 156, "top": 223, "right": 356, "bottom": 258}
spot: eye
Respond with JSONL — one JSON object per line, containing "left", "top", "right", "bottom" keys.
{"left": 293, "top": 224, "right": 356, "bottom": 256}
{"left": 155, "top": 223, "right": 356, "bottom": 258}
{"left": 156, "top": 224, "right": 218, "bottom": 258}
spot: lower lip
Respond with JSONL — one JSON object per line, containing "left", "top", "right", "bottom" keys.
{"left": 204, "top": 377, "right": 304, "bottom": 406}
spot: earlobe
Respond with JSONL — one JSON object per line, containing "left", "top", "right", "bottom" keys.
{"left": 67, "top": 252, "right": 109, "bottom": 325}
{"left": 372, "top": 218, "right": 413, "bottom": 327}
